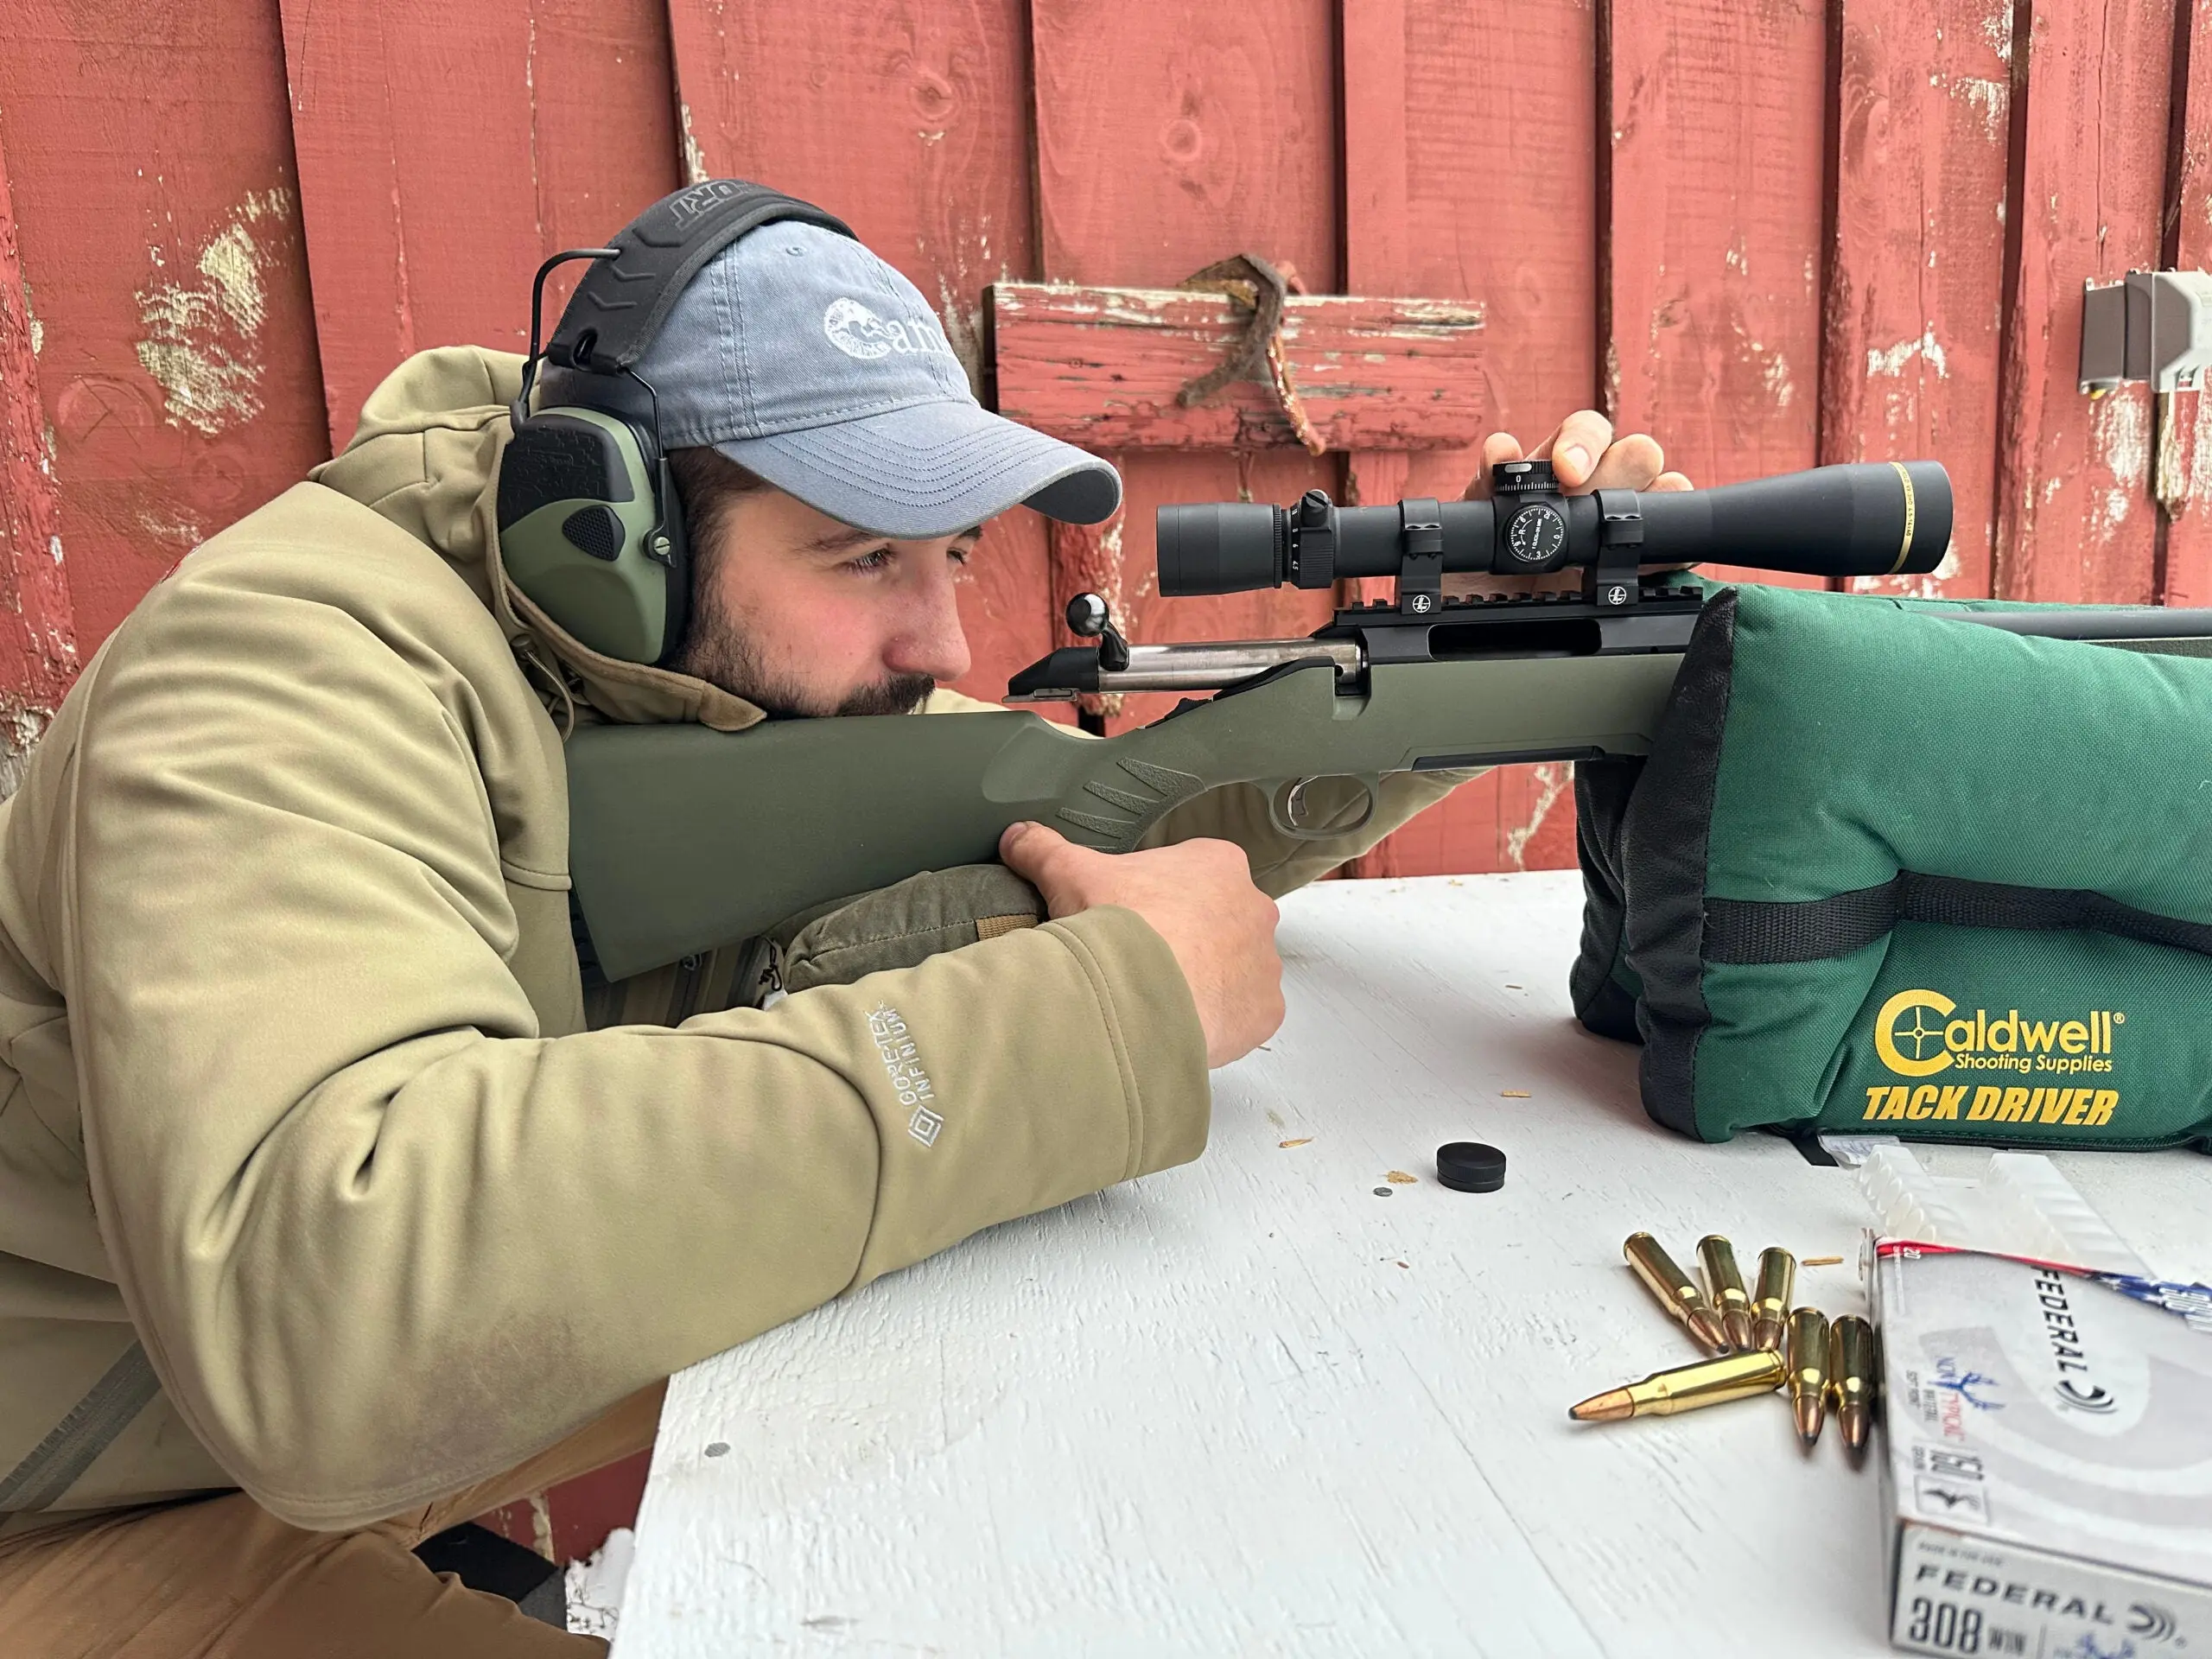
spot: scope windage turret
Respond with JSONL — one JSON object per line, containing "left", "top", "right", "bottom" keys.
{"left": 1154, "top": 461, "right": 1954, "bottom": 594}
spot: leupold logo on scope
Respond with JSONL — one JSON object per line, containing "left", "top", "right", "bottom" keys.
{"left": 1873, "top": 989, "right": 2123, "bottom": 1079}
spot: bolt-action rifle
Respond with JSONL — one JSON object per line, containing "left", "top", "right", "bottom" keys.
{"left": 566, "top": 458, "right": 2212, "bottom": 982}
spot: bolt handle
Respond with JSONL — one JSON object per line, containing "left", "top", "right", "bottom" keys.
{"left": 1065, "top": 593, "right": 1132, "bottom": 671}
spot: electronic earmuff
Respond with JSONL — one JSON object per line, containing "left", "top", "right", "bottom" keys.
{"left": 496, "top": 180, "right": 855, "bottom": 665}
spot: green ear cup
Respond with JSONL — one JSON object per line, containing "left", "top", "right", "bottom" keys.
{"left": 497, "top": 407, "right": 679, "bottom": 664}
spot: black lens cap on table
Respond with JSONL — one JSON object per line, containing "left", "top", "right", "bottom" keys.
{"left": 1436, "top": 1141, "right": 1506, "bottom": 1192}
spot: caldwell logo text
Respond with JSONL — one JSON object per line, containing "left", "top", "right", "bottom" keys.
{"left": 1864, "top": 989, "right": 2125, "bottom": 1128}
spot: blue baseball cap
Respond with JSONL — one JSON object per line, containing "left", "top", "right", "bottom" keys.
{"left": 544, "top": 222, "right": 1120, "bottom": 538}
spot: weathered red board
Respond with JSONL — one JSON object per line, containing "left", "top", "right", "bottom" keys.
{"left": 988, "top": 282, "right": 1487, "bottom": 452}
{"left": 665, "top": 0, "right": 1055, "bottom": 715}
{"left": 280, "top": 0, "right": 683, "bottom": 452}
{"left": 1340, "top": 0, "right": 1601, "bottom": 878}
{"left": 1825, "top": 0, "right": 2012, "bottom": 601}
{"left": 1605, "top": 0, "right": 1830, "bottom": 592}
{"left": 0, "top": 124, "right": 77, "bottom": 757}
{"left": 0, "top": 0, "right": 330, "bottom": 656}
{"left": 2158, "top": 0, "right": 2212, "bottom": 607}
{"left": 1993, "top": 0, "right": 2174, "bottom": 604}
{"left": 1029, "top": 0, "right": 1342, "bottom": 733}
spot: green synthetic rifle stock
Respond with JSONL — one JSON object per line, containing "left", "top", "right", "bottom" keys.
{"left": 566, "top": 459, "right": 2212, "bottom": 982}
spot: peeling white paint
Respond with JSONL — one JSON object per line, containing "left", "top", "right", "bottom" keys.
{"left": 2094, "top": 389, "right": 2151, "bottom": 488}
{"left": 1505, "top": 762, "right": 1569, "bottom": 870}
{"left": 530, "top": 1493, "right": 555, "bottom": 1563}
{"left": 1951, "top": 76, "right": 2006, "bottom": 141}
{"left": 134, "top": 188, "right": 291, "bottom": 437}
{"left": 134, "top": 507, "right": 203, "bottom": 548}
{"left": 2100, "top": 486, "right": 2130, "bottom": 536}
{"left": 1071, "top": 516, "right": 1139, "bottom": 719}
{"left": 935, "top": 275, "right": 985, "bottom": 400}
{"left": 47, "top": 536, "right": 61, "bottom": 565}
{"left": 1866, "top": 327, "right": 1949, "bottom": 379}
{"left": 678, "top": 103, "right": 710, "bottom": 188}
{"left": 2088, "top": 391, "right": 2150, "bottom": 541}
{"left": 1759, "top": 347, "right": 1795, "bottom": 410}
{"left": 2189, "top": 389, "right": 2212, "bottom": 514}
{"left": 1982, "top": 3, "right": 2013, "bottom": 64}
{"left": 0, "top": 705, "right": 55, "bottom": 804}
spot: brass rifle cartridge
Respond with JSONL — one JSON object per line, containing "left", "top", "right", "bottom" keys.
{"left": 1623, "top": 1233, "right": 1731, "bottom": 1353}
{"left": 1697, "top": 1235, "right": 1754, "bottom": 1351}
{"left": 1827, "top": 1314, "right": 1878, "bottom": 1455}
{"left": 1751, "top": 1247, "right": 1796, "bottom": 1352}
{"left": 1787, "top": 1306, "right": 1831, "bottom": 1446}
{"left": 1569, "top": 1349, "right": 1789, "bottom": 1422}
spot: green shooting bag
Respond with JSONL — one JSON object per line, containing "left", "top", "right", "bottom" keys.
{"left": 1572, "top": 582, "right": 2212, "bottom": 1151}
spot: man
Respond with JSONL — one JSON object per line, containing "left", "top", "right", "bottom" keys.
{"left": 0, "top": 190, "right": 1683, "bottom": 1654}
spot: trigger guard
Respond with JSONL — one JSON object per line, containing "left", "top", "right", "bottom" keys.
{"left": 1268, "top": 775, "right": 1378, "bottom": 842}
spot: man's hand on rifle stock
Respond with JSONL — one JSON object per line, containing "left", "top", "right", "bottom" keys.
{"left": 1001, "top": 822, "right": 1285, "bottom": 1071}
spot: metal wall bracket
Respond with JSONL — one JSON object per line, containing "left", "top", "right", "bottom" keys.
{"left": 2080, "top": 270, "right": 2212, "bottom": 395}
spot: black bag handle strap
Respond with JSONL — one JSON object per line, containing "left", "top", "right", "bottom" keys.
{"left": 1705, "top": 873, "right": 2212, "bottom": 966}
{"left": 546, "top": 179, "right": 855, "bottom": 375}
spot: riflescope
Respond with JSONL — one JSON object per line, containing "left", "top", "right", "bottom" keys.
{"left": 1155, "top": 459, "right": 1953, "bottom": 599}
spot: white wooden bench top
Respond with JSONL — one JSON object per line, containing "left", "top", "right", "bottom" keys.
{"left": 613, "top": 871, "right": 2209, "bottom": 1656}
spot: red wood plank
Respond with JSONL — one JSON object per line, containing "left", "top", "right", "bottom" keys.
{"left": 988, "top": 282, "right": 1485, "bottom": 450}
{"left": 1824, "top": 0, "right": 2012, "bottom": 601}
{"left": 1030, "top": 0, "right": 1342, "bottom": 732}
{"left": 1342, "top": 0, "right": 1601, "bottom": 876}
{"left": 283, "top": 0, "right": 681, "bottom": 1567}
{"left": 2158, "top": 0, "right": 2212, "bottom": 607}
{"left": 0, "top": 1, "right": 330, "bottom": 655}
{"left": 477, "top": 1449, "right": 651, "bottom": 1567}
{"left": 1993, "top": 1, "right": 2175, "bottom": 604}
{"left": 0, "top": 121, "right": 78, "bottom": 774}
{"left": 1605, "top": 0, "right": 1831, "bottom": 591}
{"left": 666, "top": 0, "right": 1054, "bottom": 713}
{"left": 281, "top": 0, "right": 683, "bottom": 451}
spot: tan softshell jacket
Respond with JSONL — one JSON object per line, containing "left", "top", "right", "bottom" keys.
{"left": 0, "top": 348, "right": 1465, "bottom": 1535}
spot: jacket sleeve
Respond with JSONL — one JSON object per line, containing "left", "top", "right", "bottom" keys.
{"left": 62, "top": 565, "right": 1210, "bottom": 1531}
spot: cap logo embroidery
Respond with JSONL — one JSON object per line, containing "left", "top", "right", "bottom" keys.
{"left": 823, "top": 296, "right": 954, "bottom": 363}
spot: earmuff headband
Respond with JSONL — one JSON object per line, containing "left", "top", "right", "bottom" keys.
{"left": 547, "top": 181, "right": 857, "bottom": 378}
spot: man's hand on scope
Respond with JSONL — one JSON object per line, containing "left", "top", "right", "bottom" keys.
{"left": 1459, "top": 410, "right": 1694, "bottom": 590}
{"left": 1000, "top": 822, "right": 1285, "bottom": 1070}
{"left": 1465, "top": 410, "right": 1693, "bottom": 499}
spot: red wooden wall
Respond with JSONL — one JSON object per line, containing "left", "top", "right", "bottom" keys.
{"left": 6, "top": 0, "right": 2212, "bottom": 1562}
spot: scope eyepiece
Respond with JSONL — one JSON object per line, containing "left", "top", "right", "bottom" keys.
{"left": 1155, "top": 501, "right": 1287, "bottom": 595}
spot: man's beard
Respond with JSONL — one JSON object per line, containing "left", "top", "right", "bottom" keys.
{"left": 671, "top": 594, "right": 934, "bottom": 719}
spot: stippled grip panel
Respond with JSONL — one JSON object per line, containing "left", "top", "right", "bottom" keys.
{"left": 1054, "top": 755, "right": 1206, "bottom": 851}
